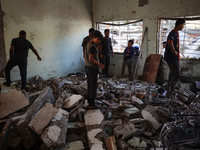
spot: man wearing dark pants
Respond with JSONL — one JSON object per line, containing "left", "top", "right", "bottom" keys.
{"left": 85, "top": 30, "right": 104, "bottom": 109}
{"left": 121, "top": 40, "right": 135, "bottom": 78}
{"left": 164, "top": 19, "right": 185, "bottom": 96}
{"left": 100, "top": 29, "right": 113, "bottom": 77}
{"left": 4, "top": 30, "right": 41, "bottom": 90}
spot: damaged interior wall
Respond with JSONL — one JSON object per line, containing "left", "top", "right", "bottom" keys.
{"left": 93, "top": 0, "right": 200, "bottom": 78}
{"left": 1, "top": 0, "right": 92, "bottom": 81}
{"left": 0, "top": 1, "right": 6, "bottom": 75}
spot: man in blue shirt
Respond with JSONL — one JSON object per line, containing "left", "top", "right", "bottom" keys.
{"left": 121, "top": 40, "right": 135, "bottom": 78}
{"left": 164, "top": 19, "right": 185, "bottom": 96}
{"left": 100, "top": 29, "right": 113, "bottom": 77}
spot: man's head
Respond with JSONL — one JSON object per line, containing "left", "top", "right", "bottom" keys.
{"left": 19, "top": 30, "right": 26, "bottom": 38}
{"left": 89, "top": 28, "right": 95, "bottom": 36}
{"left": 128, "top": 40, "right": 134, "bottom": 47}
{"left": 175, "top": 19, "right": 185, "bottom": 31}
{"left": 104, "top": 29, "right": 110, "bottom": 37}
{"left": 92, "top": 30, "right": 103, "bottom": 45}
{"left": 162, "top": 41, "right": 167, "bottom": 48}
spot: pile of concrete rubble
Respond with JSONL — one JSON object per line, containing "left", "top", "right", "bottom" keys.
{"left": 1, "top": 72, "right": 200, "bottom": 150}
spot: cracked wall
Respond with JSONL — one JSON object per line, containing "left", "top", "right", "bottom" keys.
{"left": 0, "top": 1, "right": 6, "bottom": 74}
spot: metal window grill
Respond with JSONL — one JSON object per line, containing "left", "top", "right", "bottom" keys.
{"left": 159, "top": 19, "right": 200, "bottom": 59}
{"left": 97, "top": 20, "right": 143, "bottom": 53}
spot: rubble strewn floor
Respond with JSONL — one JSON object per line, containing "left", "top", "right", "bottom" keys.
{"left": 1, "top": 72, "right": 200, "bottom": 150}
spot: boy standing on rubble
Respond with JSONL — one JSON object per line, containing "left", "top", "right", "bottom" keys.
{"left": 164, "top": 19, "right": 185, "bottom": 96}
{"left": 121, "top": 40, "right": 135, "bottom": 79}
{"left": 85, "top": 30, "right": 104, "bottom": 109}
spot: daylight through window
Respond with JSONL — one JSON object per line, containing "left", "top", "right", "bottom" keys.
{"left": 97, "top": 20, "right": 143, "bottom": 53}
{"left": 158, "top": 18, "right": 200, "bottom": 59}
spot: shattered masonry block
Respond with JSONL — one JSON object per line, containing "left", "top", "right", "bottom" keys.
{"left": 131, "top": 96, "right": 144, "bottom": 107}
{"left": 127, "top": 137, "right": 147, "bottom": 148}
{"left": 88, "top": 129, "right": 105, "bottom": 150}
{"left": 124, "top": 107, "right": 140, "bottom": 118}
{"left": 142, "top": 110, "right": 160, "bottom": 130}
{"left": 114, "top": 123, "right": 136, "bottom": 140}
{"left": 41, "top": 109, "right": 69, "bottom": 147}
{"left": 0, "top": 89, "right": 29, "bottom": 119}
{"left": 63, "top": 94, "right": 83, "bottom": 109}
{"left": 17, "top": 87, "right": 55, "bottom": 149}
{"left": 28, "top": 103, "right": 58, "bottom": 134}
{"left": 84, "top": 109, "right": 104, "bottom": 126}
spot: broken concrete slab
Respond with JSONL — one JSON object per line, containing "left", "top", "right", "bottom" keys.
{"left": 17, "top": 87, "right": 55, "bottom": 149}
{"left": 130, "top": 95, "right": 144, "bottom": 108}
{"left": 63, "top": 94, "right": 84, "bottom": 118}
{"left": 28, "top": 103, "right": 58, "bottom": 134}
{"left": 63, "top": 94, "right": 83, "bottom": 109}
{"left": 114, "top": 123, "right": 137, "bottom": 140}
{"left": 84, "top": 109, "right": 104, "bottom": 126}
{"left": 142, "top": 110, "right": 160, "bottom": 130}
{"left": 127, "top": 137, "right": 147, "bottom": 148}
{"left": 124, "top": 107, "right": 140, "bottom": 118}
{"left": 88, "top": 129, "right": 105, "bottom": 150}
{"left": 0, "top": 89, "right": 29, "bottom": 119}
{"left": 41, "top": 109, "right": 69, "bottom": 147}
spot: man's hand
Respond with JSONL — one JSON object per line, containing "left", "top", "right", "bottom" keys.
{"left": 174, "top": 51, "right": 178, "bottom": 56}
{"left": 99, "top": 64, "right": 104, "bottom": 69}
{"left": 37, "top": 56, "right": 42, "bottom": 61}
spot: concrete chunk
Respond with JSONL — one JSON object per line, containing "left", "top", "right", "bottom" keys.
{"left": 127, "top": 137, "right": 147, "bottom": 148}
{"left": 142, "top": 110, "right": 160, "bottom": 130}
{"left": 124, "top": 107, "right": 140, "bottom": 118}
{"left": 84, "top": 109, "right": 104, "bottom": 126}
{"left": 0, "top": 89, "right": 29, "bottom": 119}
{"left": 130, "top": 95, "right": 144, "bottom": 106}
{"left": 63, "top": 94, "right": 83, "bottom": 109}
{"left": 114, "top": 123, "right": 136, "bottom": 140}
{"left": 41, "top": 109, "right": 69, "bottom": 147}
{"left": 17, "top": 87, "right": 55, "bottom": 149}
{"left": 28, "top": 103, "right": 58, "bottom": 134}
{"left": 88, "top": 129, "right": 105, "bottom": 150}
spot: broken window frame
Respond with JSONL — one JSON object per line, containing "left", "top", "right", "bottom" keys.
{"left": 96, "top": 19, "right": 143, "bottom": 53}
{"left": 157, "top": 16, "right": 200, "bottom": 59}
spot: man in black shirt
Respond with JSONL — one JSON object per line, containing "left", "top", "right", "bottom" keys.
{"left": 100, "top": 29, "right": 113, "bottom": 77}
{"left": 85, "top": 30, "right": 104, "bottom": 109}
{"left": 4, "top": 30, "right": 41, "bottom": 90}
{"left": 82, "top": 28, "right": 95, "bottom": 61}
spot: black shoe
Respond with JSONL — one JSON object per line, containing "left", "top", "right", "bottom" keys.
{"left": 3, "top": 82, "right": 10, "bottom": 87}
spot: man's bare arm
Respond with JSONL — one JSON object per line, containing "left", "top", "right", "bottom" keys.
{"left": 89, "top": 54, "right": 104, "bottom": 69}
{"left": 32, "top": 48, "right": 41, "bottom": 61}
{"left": 83, "top": 47, "right": 86, "bottom": 58}
{"left": 168, "top": 41, "right": 178, "bottom": 55}
{"left": 9, "top": 46, "right": 15, "bottom": 59}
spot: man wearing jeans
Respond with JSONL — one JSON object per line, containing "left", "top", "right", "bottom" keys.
{"left": 85, "top": 30, "right": 104, "bottom": 109}
{"left": 4, "top": 30, "right": 41, "bottom": 90}
{"left": 164, "top": 19, "right": 185, "bottom": 96}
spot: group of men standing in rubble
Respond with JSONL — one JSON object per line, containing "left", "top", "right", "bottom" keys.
{"left": 3, "top": 18, "right": 185, "bottom": 109}
{"left": 82, "top": 18, "right": 185, "bottom": 108}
